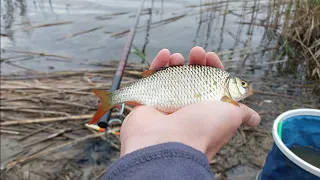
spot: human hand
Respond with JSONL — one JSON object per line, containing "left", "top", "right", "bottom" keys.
{"left": 119, "top": 46, "right": 261, "bottom": 161}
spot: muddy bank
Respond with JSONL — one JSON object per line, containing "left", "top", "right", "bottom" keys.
{"left": 1, "top": 62, "right": 319, "bottom": 180}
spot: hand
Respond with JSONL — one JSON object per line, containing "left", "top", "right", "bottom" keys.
{"left": 119, "top": 46, "right": 261, "bottom": 161}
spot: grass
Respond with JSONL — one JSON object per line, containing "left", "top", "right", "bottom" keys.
{"left": 277, "top": 0, "right": 320, "bottom": 80}
{"left": 130, "top": 45, "right": 150, "bottom": 67}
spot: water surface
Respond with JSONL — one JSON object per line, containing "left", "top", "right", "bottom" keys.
{"left": 1, "top": 0, "right": 277, "bottom": 76}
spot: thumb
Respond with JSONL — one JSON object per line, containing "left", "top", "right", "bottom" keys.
{"left": 239, "top": 103, "right": 261, "bottom": 127}
{"left": 121, "top": 105, "right": 166, "bottom": 131}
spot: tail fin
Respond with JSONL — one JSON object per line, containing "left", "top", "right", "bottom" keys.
{"left": 89, "top": 89, "right": 112, "bottom": 124}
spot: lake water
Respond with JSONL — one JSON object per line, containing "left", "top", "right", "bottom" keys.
{"left": 1, "top": 0, "right": 279, "bottom": 76}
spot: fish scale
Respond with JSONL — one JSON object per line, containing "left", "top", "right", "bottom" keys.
{"left": 89, "top": 65, "right": 253, "bottom": 124}
{"left": 111, "top": 65, "right": 231, "bottom": 113}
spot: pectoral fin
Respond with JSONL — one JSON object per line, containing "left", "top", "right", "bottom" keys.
{"left": 141, "top": 67, "right": 168, "bottom": 77}
{"left": 126, "top": 101, "right": 142, "bottom": 106}
{"left": 221, "top": 96, "right": 240, "bottom": 107}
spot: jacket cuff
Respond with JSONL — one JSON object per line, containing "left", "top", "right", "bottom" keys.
{"left": 103, "top": 142, "right": 213, "bottom": 179}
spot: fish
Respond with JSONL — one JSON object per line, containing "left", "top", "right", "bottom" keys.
{"left": 89, "top": 65, "right": 254, "bottom": 124}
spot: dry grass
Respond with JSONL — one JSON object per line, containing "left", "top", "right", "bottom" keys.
{"left": 1, "top": 61, "right": 319, "bottom": 179}
{"left": 280, "top": 0, "right": 320, "bottom": 80}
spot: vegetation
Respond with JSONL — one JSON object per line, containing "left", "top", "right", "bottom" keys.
{"left": 276, "top": 0, "right": 320, "bottom": 80}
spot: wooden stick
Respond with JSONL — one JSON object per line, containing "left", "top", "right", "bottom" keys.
{"left": 23, "top": 128, "right": 72, "bottom": 148}
{"left": 4, "top": 49, "right": 73, "bottom": 60}
{"left": 1, "top": 89, "right": 92, "bottom": 102}
{"left": 14, "top": 89, "right": 46, "bottom": 93}
{"left": 3, "top": 133, "right": 104, "bottom": 169}
{"left": 0, "top": 114, "right": 92, "bottom": 125}
{"left": 46, "top": 58, "right": 72, "bottom": 62}
{"left": 238, "top": 127, "right": 247, "bottom": 147}
{"left": 24, "top": 21, "right": 73, "bottom": 30}
{"left": 61, "top": 133, "right": 79, "bottom": 140}
{"left": 0, "top": 127, "right": 33, "bottom": 133}
{"left": 111, "top": 14, "right": 186, "bottom": 38}
{"left": 0, "top": 66, "right": 144, "bottom": 80}
{"left": 1, "top": 81, "right": 109, "bottom": 93}
{"left": 0, "top": 113, "right": 118, "bottom": 126}
{"left": 41, "top": 98, "right": 94, "bottom": 109}
{"left": 3, "top": 81, "right": 77, "bottom": 91}
{"left": 26, "top": 143, "right": 54, "bottom": 158}
{"left": 0, "top": 106, "right": 44, "bottom": 110}
{"left": 0, "top": 129, "right": 22, "bottom": 135}
{"left": 17, "top": 124, "right": 54, "bottom": 141}
{"left": 0, "top": 115, "right": 23, "bottom": 121}
{"left": 7, "top": 149, "right": 29, "bottom": 160}
{"left": 1, "top": 55, "right": 31, "bottom": 63}
{"left": 0, "top": 72, "right": 84, "bottom": 80}
{"left": 57, "top": 26, "right": 103, "bottom": 41}
{"left": 0, "top": 108, "right": 71, "bottom": 116}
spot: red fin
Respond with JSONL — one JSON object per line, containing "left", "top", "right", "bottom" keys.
{"left": 114, "top": 105, "right": 122, "bottom": 109}
{"left": 141, "top": 69, "right": 156, "bottom": 77}
{"left": 141, "top": 67, "right": 168, "bottom": 77}
{"left": 221, "top": 96, "right": 240, "bottom": 107}
{"left": 126, "top": 101, "right": 142, "bottom": 106}
{"left": 89, "top": 89, "right": 113, "bottom": 124}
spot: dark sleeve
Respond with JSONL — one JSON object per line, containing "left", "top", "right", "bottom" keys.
{"left": 102, "top": 142, "right": 215, "bottom": 180}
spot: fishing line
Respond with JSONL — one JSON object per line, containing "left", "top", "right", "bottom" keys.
{"left": 97, "top": 0, "right": 146, "bottom": 129}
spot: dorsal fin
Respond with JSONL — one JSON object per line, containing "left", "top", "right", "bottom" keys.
{"left": 141, "top": 67, "right": 168, "bottom": 77}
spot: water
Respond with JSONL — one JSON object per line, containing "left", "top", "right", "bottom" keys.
{"left": 290, "top": 145, "right": 320, "bottom": 168}
{"left": 1, "top": 0, "right": 280, "bottom": 76}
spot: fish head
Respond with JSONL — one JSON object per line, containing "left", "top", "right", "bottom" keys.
{"left": 225, "top": 75, "right": 253, "bottom": 101}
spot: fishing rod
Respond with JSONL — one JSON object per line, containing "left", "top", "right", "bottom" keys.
{"left": 97, "top": 0, "right": 146, "bottom": 129}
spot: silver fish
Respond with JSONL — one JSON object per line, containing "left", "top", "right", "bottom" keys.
{"left": 89, "top": 65, "right": 253, "bottom": 124}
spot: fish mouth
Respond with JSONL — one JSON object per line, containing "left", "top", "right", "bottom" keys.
{"left": 239, "top": 84, "right": 254, "bottom": 100}
{"left": 247, "top": 84, "right": 254, "bottom": 96}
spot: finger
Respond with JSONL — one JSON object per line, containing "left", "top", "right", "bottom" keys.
{"left": 205, "top": 52, "right": 224, "bottom": 70}
{"left": 239, "top": 103, "right": 261, "bottom": 127}
{"left": 188, "top": 46, "right": 206, "bottom": 65}
{"left": 168, "top": 53, "right": 184, "bottom": 66}
{"left": 150, "top": 49, "right": 171, "bottom": 69}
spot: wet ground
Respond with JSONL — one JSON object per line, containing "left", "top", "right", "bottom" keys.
{"left": 1, "top": 0, "right": 320, "bottom": 180}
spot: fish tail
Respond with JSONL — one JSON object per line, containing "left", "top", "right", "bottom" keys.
{"left": 89, "top": 89, "right": 113, "bottom": 124}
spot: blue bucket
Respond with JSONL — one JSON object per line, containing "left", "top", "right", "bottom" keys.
{"left": 257, "top": 108, "right": 320, "bottom": 179}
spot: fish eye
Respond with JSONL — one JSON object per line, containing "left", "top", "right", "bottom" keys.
{"left": 241, "top": 81, "right": 248, "bottom": 88}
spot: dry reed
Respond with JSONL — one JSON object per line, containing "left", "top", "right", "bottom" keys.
{"left": 279, "top": 0, "right": 320, "bottom": 80}
{"left": 1, "top": 61, "right": 319, "bottom": 179}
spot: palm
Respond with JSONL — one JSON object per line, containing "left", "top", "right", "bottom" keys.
{"left": 120, "top": 46, "right": 260, "bottom": 160}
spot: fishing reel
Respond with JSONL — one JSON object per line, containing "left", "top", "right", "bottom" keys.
{"left": 108, "top": 103, "right": 125, "bottom": 128}
{"left": 86, "top": 102, "right": 125, "bottom": 138}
